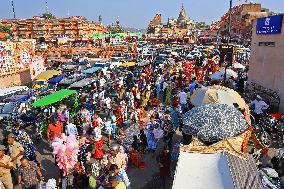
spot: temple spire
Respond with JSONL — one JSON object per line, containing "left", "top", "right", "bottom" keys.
{"left": 177, "top": 3, "right": 188, "bottom": 25}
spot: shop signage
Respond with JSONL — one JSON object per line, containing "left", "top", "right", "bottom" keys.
{"left": 219, "top": 45, "right": 233, "bottom": 65}
{"left": 256, "top": 15, "right": 283, "bottom": 34}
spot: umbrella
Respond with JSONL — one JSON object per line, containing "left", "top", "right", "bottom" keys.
{"left": 182, "top": 104, "right": 248, "bottom": 144}
{"left": 190, "top": 85, "right": 246, "bottom": 109}
{"left": 232, "top": 62, "right": 245, "bottom": 69}
{"left": 210, "top": 69, "right": 238, "bottom": 80}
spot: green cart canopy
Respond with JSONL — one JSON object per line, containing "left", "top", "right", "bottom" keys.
{"left": 32, "top": 89, "right": 76, "bottom": 107}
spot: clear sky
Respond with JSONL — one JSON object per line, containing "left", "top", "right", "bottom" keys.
{"left": 0, "top": 0, "right": 282, "bottom": 28}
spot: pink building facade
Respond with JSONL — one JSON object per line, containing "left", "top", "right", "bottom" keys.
{"left": 248, "top": 14, "right": 284, "bottom": 112}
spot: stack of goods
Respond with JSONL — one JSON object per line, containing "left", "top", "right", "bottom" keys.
{"left": 182, "top": 104, "right": 250, "bottom": 157}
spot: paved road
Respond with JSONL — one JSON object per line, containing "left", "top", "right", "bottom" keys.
{"left": 0, "top": 123, "right": 182, "bottom": 189}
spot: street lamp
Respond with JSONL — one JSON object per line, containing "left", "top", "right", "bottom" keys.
{"left": 10, "top": 0, "right": 16, "bottom": 19}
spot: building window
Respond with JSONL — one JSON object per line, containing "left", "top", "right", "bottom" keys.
{"left": 258, "top": 42, "right": 275, "bottom": 47}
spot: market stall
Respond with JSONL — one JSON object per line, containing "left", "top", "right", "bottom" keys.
{"left": 34, "top": 70, "right": 62, "bottom": 81}
{"left": 33, "top": 70, "right": 62, "bottom": 89}
{"left": 0, "top": 86, "right": 29, "bottom": 98}
{"left": 57, "top": 74, "right": 85, "bottom": 89}
{"left": 210, "top": 69, "right": 238, "bottom": 80}
{"left": 68, "top": 78, "right": 97, "bottom": 91}
{"left": 3, "top": 94, "right": 32, "bottom": 103}
{"left": 48, "top": 73, "right": 67, "bottom": 84}
{"left": 32, "top": 89, "right": 76, "bottom": 107}
{"left": 182, "top": 104, "right": 249, "bottom": 144}
{"left": 120, "top": 62, "right": 136, "bottom": 67}
{"left": 190, "top": 85, "right": 247, "bottom": 109}
{"left": 81, "top": 67, "right": 102, "bottom": 74}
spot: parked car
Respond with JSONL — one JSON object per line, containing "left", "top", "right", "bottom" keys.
{"left": 0, "top": 102, "right": 17, "bottom": 120}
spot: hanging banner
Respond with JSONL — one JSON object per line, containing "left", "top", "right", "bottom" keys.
{"left": 0, "top": 40, "right": 35, "bottom": 76}
{"left": 30, "top": 56, "right": 46, "bottom": 80}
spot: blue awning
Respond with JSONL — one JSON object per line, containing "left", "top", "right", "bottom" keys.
{"left": 4, "top": 94, "right": 32, "bottom": 102}
{"left": 48, "top": 74, "right": 67, "bottom": 84}
{"left": 81, "top": 67, "right": 102, "bottom": 74}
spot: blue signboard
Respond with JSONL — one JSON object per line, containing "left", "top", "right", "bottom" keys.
{"left": 256, "top": 15, "right": 283, "bottom": 34}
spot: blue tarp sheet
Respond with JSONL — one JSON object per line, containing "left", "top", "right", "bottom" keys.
{"left": 5, "top": 94, "right": 32, "bottom": 102}
{"left": 81, "top": 67, "right": 102, "bottom": 74}
{"left": 48, "top": 74, "right": 67, "bottom": 84}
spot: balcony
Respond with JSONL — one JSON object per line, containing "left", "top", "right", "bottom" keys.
{"left": 18, "top": 27, "right": 29, "bottom": 31}
{"left": 50, "top": 27, "right": 61, "bottom": 31}
{"left": 33, "top": 27, "right": 46, "bottom": 31}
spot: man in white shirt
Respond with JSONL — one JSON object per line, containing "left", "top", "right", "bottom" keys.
{"left": 99, "top": 77, "right": 106, "bottom": 89}
{"left": 178, "top": 89, "right": 188, "bottom": 113}
{"left": 94, "top": 114, "right": 103, "bottom": 127}
{"left": 65, "top": 118, "right": 78, "bottom": 136}
{"left": 118, "top": 78, "right": 124, "bottom": 88}
{"left": 98, "top": 90, "right": 105, "bottom": 101}
{"left": 81, "top": 107, "right": 91, "bottom": 122}
{"left": 93, "top": 90, "right": 98, "bottom": 101}
{"left": 250, "top": 95, "right": 269, "bottom": 123}
{"left": 104, "top": 97, "right": 112, "bottom": 109}
{"left": 162, "top": 80, "right": 168, "bottom": 92}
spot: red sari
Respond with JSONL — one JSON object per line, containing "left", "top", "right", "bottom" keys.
{"left": 115, "top": 106, "right": 123, "bottom": 127}
{"left": 94, "top": 138, "right": 103, "bottom": 159}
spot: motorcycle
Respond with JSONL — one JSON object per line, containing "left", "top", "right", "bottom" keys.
{"left": 34, "top": 112, "right": 48, "bottom": 143}
{"left": 253, "top": 114, "right": 284, "bottom": 148}
{"left": 18, "top": 110, "right": 37, "bottom": 129}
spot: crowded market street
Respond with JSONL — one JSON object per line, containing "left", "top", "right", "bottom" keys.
{"left": 0, "top": 0, "right": 284, "bottom": 189}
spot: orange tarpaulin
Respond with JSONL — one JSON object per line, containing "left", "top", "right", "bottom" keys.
{"left": 0, "top": 32, "right": 8, "bottom": 39}
{"left": 181, "top": 132, "right": 249, "bottom": 159}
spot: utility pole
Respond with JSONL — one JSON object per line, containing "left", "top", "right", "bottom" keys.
{"left": 224, "top": 0, "right": 233, "bottom": 83}
{"left": 11, "top": 0, "right": 16, "bottom": 19}
{"left": 99, "top": 15, "right": 102, "bottom": 24}
{"left": 45, "top": 0, "right": 49, "bottom": 13}
{"left": 227, "top": 0, "right": 233, "bottom": 44}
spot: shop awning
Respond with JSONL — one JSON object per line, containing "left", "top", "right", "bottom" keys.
{"left": 120, "top": 62, "right": 136, "bottom": 67}
{"left": 69, "top": 78, "right": 97, "bottom": 89}
{"left": 32, "top": 89, "right": 76, "bottom": 107}
{"left": 34, "top": 70, "right": 62, "bottom": 81}
{"left": 4, "top": 94, "right": 32, "bottom": 102}
{"left": 48, "top": 74, "right": 67, "bottom": 84}
{"left": 0, "top": 86, "right": 29, "bottom": 97}
{"left": 81, "top": 67, "right": 102, "bottom": 74}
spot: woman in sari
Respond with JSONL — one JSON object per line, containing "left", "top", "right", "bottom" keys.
{"left": 141, "top": 88, "right": 150, "bottom": 108}
{"left": 164, "top": 81, "right": 172, "bottom": 106}
{"left": 146, "top": 121, "right": 157, "bottom": 154}
{"left": 93, "top": 121, "right": 103, "bottom": 159}
{"left": 168, "top": 107, "right": 180, "bottom": 131}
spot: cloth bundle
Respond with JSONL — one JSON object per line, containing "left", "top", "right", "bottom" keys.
{"left": 182, "top": 104, "right": 248, "bottom": 144}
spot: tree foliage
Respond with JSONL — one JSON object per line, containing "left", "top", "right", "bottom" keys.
{"left": 107, "top": 25, "right": 125, "bottom": 34}
{"left": 0, "top": 25, "right": 10, "bottom": 34}
{"left": 42, "top": 12, "right": 56, "bottom": 19}
{"left": 196, "top": 22, "right": 210, "bottom": 29}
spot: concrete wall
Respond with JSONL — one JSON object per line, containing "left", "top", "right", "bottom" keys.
{"left": 242, "top": 3, "right": 261, "bottom": 13}
{"left": 248, "top": 15, "right": 284, "bottom": 112}
{"left": 0, "top": 69, "right": 32, "bottom": 88}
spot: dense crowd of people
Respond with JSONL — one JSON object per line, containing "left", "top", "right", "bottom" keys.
{"left": 0, "top": 42, "right": 283, "bottom": 189}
